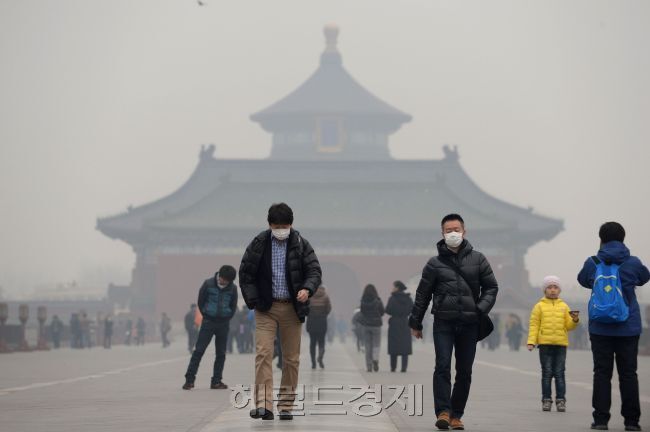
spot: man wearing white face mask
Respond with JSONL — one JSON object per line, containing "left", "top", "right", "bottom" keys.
{"left": 239, "top": 203, "right": 322, "bottom": 421}
{"left": 408, "top": 213, "right": 499, "bottom": 431}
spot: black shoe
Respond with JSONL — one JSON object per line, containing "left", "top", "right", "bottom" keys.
{"left": 210, "top": 382, "right": 228, "bottom": 389}
{"left": 591, "top": 424, "right": 608, "bottom": 430}
{"left": 311, "top": 363, "right": 316, "bottom": 369}
{"left": 367, "top": 366, "right": 372, "bottom": 372}
{"left": 625, "top": 425, "right": 641, "bottom": 432}
{"left": 279, "top": 410, "right": 293, "bottom": 420}
{"left": 250, "top": 408, "right": 274, "bottom": 420}
{"left": 182, "top": 381, "right": 194, "bottom": 390}
{"left": 318, "top": 359, "right": 324, "bottom": 369}
{"left": 373, "top": 360, "right": 379, "bottom": 372}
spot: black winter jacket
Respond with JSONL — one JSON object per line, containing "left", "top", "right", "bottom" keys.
{"left": 238, "top": 229, "right": 322, "bottom": 323}
{"left": 409, "top": 239, "right": 498, "bottom": 329}
{"left": 359, "top": 295, "right": 384, "bottom": 327}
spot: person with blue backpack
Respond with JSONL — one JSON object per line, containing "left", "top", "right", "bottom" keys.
{"left": 578, "top": 222, "right": 650, "bottom": 431}
{"left": 183, "top": 264, "right": 238, "bottom": 390}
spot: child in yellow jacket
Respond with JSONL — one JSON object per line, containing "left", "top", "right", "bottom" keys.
{"left": 527, "top": 275, "right": 580, "bottom": 412}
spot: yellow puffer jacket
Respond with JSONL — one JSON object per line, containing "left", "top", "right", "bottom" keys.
{"left": 527, "top": 297, "right": 578, "bottom": 347}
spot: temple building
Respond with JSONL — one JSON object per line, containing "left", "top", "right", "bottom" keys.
{"left": 97, "top": 25, "right": 563, "bottom": 319}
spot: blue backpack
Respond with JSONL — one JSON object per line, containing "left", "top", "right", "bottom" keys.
{"left": 588, "top": 256, "right": 629, "bottom": 323}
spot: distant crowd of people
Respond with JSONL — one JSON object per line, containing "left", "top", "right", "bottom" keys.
{"left": 47, "top": 312, "right": 172, "bottom": 349}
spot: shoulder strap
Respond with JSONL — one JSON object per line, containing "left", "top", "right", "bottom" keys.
{"left": 439, "top": 256, "right": 478, "bottom": 299}
{"left": 591, "top": 256, "right": 601, "bottom": 265}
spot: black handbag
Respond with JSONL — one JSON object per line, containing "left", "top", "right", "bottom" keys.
{"left": 439, "top": 257, "right": 494, "bottom": 342}
{"left": 477, "top": 313, "right": 494, "bottom": 341}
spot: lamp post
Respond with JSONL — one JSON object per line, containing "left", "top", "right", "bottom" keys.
{"left": 37, "top": 306, "right": 49, "bottom": 350}
{"left": 18, "top": 304, "right": 31, "bottom": 351}
{"left": 0, "top": 303, "right": 10, "bottom": 353}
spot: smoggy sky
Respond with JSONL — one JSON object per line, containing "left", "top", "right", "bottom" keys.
{"left": 1, "top": 0, "right": 648, "bottom": 300}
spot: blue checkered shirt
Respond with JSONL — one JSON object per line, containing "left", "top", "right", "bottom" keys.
{"left": 271, "top": 236, "right": 290, "bottom": 300}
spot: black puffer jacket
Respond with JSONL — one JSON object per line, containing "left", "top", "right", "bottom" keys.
{"left": 359, "top": 295, "right": 384, "bottom": 327}
{"left": 408, "top": 239, "right": 498, "bottom": 329}
{"left": 239, "top": 229, "right": 322, "bottom": 323}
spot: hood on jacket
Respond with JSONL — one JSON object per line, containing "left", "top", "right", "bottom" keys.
{"left": 597, "top": 241, "right": 630, "bottom": 264}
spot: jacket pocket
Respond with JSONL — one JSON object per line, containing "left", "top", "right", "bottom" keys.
{"left": 432, "top": 293, "right": 447, "bottom": 313}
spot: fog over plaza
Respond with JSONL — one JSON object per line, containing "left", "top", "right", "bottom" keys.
{"left": 1, "top": 0, "right": 649, "bottom": 302}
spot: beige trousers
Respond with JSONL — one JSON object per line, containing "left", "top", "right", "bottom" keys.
{"left": 254, "top": 302, "right": 302, "bottom": 411}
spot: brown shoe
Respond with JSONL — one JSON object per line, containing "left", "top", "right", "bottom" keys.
{"left": 435, "top": 411, "right": 450, "bottom": 430}
{"left": 450, "top": 418, "right": 465, "bottom": 430}
{"left": 210, "top": 382, "right": 228, "bottom": 389}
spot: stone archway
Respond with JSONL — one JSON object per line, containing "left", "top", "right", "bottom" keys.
{"left": 319, "top": 261, "right": 361, "bottom": 321}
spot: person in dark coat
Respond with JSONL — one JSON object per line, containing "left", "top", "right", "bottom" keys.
{"left": 359, "top": 284, "right": 384, "bottom": 372}
{"left": 70, "top": 313, "right": 81, "bottom": 348}
{"left": 386, "top": 280, "right": 413, "bottom": 372}
{"left": 135, "top": 317, "right": 146, "bottom": 346}
{"left": 409, "top": 213, "right": 499, "bottom": 430}
{"left": 50, "top": 315, "right": 64, "bottom": 349}
{"left": 577, "top": 221, "right": 649, "bottom": 431}
{"left": 505, "top": 313, "right": 524, "bottom": 351}
{"left": 103, "top": 315, "right": 113, "bottom": 349}
{"left": 184, "top": 304, "right": 199, "bottom": 354}
{"left": 160, "top": 313, "right": 171, "bottom": 348}
{"left": 238, "top": 203, "right": 322, "bottom": 420}
{"left": 306, "top": 285, "right": 332, "bottom": 369}
{"left": 183, "top": 265, "right": 238, "bottom": 390}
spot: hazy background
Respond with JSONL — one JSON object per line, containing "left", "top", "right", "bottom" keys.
{"left": 1, "top": 0, "right": 648, "bottom": 301}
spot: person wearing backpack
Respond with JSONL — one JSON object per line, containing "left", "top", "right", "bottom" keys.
{"left": 578, "top": 222, "right": 650, "bottom": 431}
{"left": 527, "top": 276, "right": 580, "bottom": 413}
{"left": 182, "top": 265, "right": 238, "bottom": 390}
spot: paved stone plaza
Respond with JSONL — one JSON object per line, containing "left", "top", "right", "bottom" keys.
{"left": 1, "top": 334, "right": 648, "bottom": 431}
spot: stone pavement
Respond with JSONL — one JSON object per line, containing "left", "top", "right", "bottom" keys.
{"left": 0, "top": 333, "right": 649, "bottom": 431}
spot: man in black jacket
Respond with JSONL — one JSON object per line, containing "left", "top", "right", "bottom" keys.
{"left": 182, "top": 265, "right": 238, "bottom": 390}
{"left": 409, "top": 214, "right": 498, "bottom": 430}
{"left": 239, "top": 203, "right": 322, "bottom": 421}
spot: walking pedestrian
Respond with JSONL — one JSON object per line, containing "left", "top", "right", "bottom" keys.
{"left": 160, "top": 312, "right": 172, "bottom": 348}
{"left": 103, "top": 315, "right": 113, "bottom": 349}
{"left": 386, "top": 281, "right": 413, "bottom": 372}
{"left": 409, "top": 213, "right": 499, "bottom": 431}
{"left": 184, "top": 304, "right": 199, "bottom": 354}
{"left": 50, "top": 315, "right": 64, "bottom": 349}
{"left": 306, "top": 285, "right": 332, "bottom": 369}
{"left": 239, "top": 203, "right": 322, "bottom": 420}
{"left": 359, "top": 284, "right": 384, "bottom": 372}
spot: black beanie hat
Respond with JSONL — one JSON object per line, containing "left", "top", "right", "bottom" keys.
{"left": 394, "top": 281, "right": 407, "bottom": 291}
{"left": 218, "top": 265, "right": 236, "bottom": 283}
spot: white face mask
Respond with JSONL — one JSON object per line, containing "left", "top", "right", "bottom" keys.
{"left": 272, "top": 228, "right": 290, "bottom": 241}
{"left": 444, "top": 232, "right": 463, "bottom": 248}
